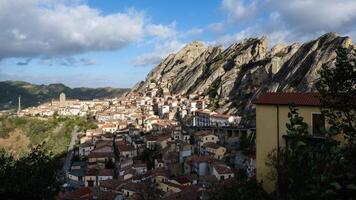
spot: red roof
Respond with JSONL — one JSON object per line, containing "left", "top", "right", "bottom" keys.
{"left": 162, "top": 185, "right": 202, "bottom": 200}
{"left": 62, "top": 187, "right": 92, "bottom": 199}
{"left": 254, "top": 92, "right": 321, "bottom": 106}
{"left": 203, "top": 142, "right": 223, "bottom": 149}
{"left": 98, "top": 169, "right": 114, "bottom": 177}
{"left": 212, "top": 163, "right": 233, "bottom": 174}
{"left": 194, "top": 130, "right": 213, "bottom": 137}
{"left": 117, "top": 143, "right": 136, "bottom": 152}
{"left": 88, "top": 152, "right": 114, "bottom": 159}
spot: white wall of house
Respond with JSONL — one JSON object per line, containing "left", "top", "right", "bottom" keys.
{"left": 211, "top": 167, "right": 234, "bottom": 181}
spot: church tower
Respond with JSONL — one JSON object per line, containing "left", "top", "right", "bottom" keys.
{"left": 59, "top": 92, "right": 66, "bottom": 108}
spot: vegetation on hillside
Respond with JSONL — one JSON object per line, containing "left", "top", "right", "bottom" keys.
{"left": 0, "top": 115, "right": 97, "bottom": 156}
{"left": 0, "top": 80, "right": 130, "bottom": 110}
{"left": 0, "top": 144, "right": 62, "bottom": 199}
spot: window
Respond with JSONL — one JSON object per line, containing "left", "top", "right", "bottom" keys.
{"left": 221, "top": 176, "right": 224, "bottom": 180}
{"left": 312, "top": 113, "right": 325, "bottom": 136}
{"left": 88, "top": 180, "right": 94, "bottom": 187}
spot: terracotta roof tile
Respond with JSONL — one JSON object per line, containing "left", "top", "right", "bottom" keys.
{"left": 98, "top": 169, "right": 114, "bottom": 177}
{"left": 99, "top": 179, "right": 125, "bottom": 190}
{"left": 122, "top": 182, "right": 144, "bottom": 192}
{"left": 62, "top": 187, "right": 92, "bottom": 199}
{"left": 162, "top": 185, "right": 202, "bottom": 200}
{"left": 254, "top": 92, "right": 321, "bottom": 106}
{"left": 88, "top": 152, "right": 114, "bottom": 159}
{"left": 117, "top": 143, "right": 136, "bottom": 152}
{"left": 203, "top": 142, "right": 222, "bottom": 149}
{"left": 193, "top": 130, "right": 213, "bottom": 137}
{"left": 212, "top": 163, "right": 233, "bottom": 174}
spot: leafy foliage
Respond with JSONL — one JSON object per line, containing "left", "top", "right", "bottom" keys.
{"left": 138, "top": 143, "right": 162, "bottom": 170}
{"left": 285, "top": 105, "right": 309, "bottom": 137}
{"left": 137, "top": 180, "right": 161, "bottom": 200}
{"left": 268, "top": 106, "right": 356, "bottom": 199}
{"left": 0, "top": 144, "right": 62, "bottom": 199}
{"left": 0, "top": 115, "right": 95, "bottom": 155}
{"left": 266, "top": 46, "right": 356, "bottom": 199}
{"left": 239, "top": 131, "right": 256, "bottom": 155}
{"left": 315, "top": 46, "right": 356, "bottom": 144}
{"left": 208, "top": 176, "right": 268, "bottom": 200}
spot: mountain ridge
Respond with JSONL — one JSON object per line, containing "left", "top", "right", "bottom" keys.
{"left": 132, "top": 32, "right": 354, "bottom": 126}
{"left": 0, "top": 81, "right": 130, "bottom": 110}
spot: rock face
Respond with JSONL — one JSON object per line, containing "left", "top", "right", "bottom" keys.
{"left": 132, "top": 33, "right": 353, "bottom": 126}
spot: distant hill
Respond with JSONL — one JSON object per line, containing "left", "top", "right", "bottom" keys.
{"left": 0, "top": 81, "right": 130, "bottom": 110}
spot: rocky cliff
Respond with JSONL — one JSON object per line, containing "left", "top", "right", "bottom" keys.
{"left": 132, "top": 33, "right": 354, "bottom": 126}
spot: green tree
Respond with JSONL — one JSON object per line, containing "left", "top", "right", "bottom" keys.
{"left": 105, "top": 158, "right": 115, "bottom": 169}
{"left": 208, "top": 176, "right": 268, "bottom": 200}
{"left": 265, "top": 46, "right": 356, "bottom": 200}
{"left": 315, "top": 46, "right": 356, "bottom": 143}
{"left": 266, "top": 105, "right": 354, "bottom": 200}
{"left": 137, "top": 179, "right": 161, "bottom": 200}
{"left": 0, "top": 144, "right": 61, "bottom": 200}
{"left": 285, "top": 105, "right": 309, "bottom": 137}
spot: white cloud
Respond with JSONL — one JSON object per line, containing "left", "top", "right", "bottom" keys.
{"left": 207, "top": 22, "right": 225, "bottom": 33}
{"left": 146, "top": 22, "right": 177, "bottom": 38}
{"left": 131, "top": 40, "right": 185, "bottom": 66}
{"left": 217, "top": 0, "right": 356, "bottom": 46}
{"left": 133, "top": 21, "right": 186, "bottom": 66}
{"left": 267, "top": 0, "right": 356, "bottom": 33}
{"left": 221, "top": 0, "right": 258, "bottom": 23}
{"left": 0, "top": 0, "right": 145, "bottom": 59}
{"left": 184, "top": 28, "right": 204, "bottom": 37}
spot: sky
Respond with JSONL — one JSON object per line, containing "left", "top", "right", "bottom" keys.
{"left": 0, "top": 0, "right": 355, "bottom": 88}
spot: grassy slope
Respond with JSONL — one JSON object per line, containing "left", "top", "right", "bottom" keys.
{"left": 0, "top": 80, "right": 130, "bottom": 110}
{"left": 0, "top": 115, "right": 97, "bottom": 156}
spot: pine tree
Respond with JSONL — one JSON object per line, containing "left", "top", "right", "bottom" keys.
{"left": 315, "top": 46, "right": 356, "bottom": 143}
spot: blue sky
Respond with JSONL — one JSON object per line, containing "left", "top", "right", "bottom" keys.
{"left": 0, "top": 0, "right": 355, "bottom": 88}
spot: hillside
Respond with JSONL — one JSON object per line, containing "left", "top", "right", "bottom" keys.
{"left": 0, "top": 81, "right": 130, "bottom": 110}
{"left": 132, "top": 33, "right": 354, "bottom": 126}
{"left": 0, "top": 115, "right": 97, "bottom": 156}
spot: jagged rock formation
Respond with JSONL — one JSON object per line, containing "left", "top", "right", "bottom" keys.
{"left": 132, "top": 33, "right": 354, "bottom": 126}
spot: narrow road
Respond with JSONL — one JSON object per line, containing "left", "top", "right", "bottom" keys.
{"left": 62, "top": 127, "right": 79, "bottom": 182}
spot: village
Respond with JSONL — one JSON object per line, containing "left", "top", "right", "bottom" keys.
{"left": 18, "top": 80, "right": 257, "bottom": 200}
{"left": 16, "top": 77, "right": 330, "bottom": 200}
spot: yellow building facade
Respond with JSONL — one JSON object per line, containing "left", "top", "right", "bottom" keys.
{"left": 254, "top": 92, "right": 324, "bottom": 192}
